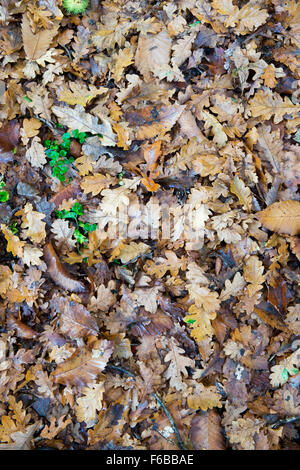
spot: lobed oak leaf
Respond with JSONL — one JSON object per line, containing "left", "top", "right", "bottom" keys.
{"left": 110, "top": 48, "right": 134, "bottom": 82}
{"left": 58, "top": 82, "right": 107, "bottom": 107}
{"left": 230, "top": 176, "right": 252, "bottom": 212}
{"left": 144, "top": 250, "right": 187, "bottom": 278}
{"left": 184, "top": 304, "right": 216, "bottom": 341}
{"left": 227, "top": 417, "right": 264, "bottom": 450}
{"left": 51, "top": 219, "right": 76, "bottom": 250}
{"left": 21, "top": 118, "right": 41, "bottom": 146}
{"left": 0, "top": 265, "right": 12, "bottom": 296}
{"left": 220, "top": 272, "right": 246, "bottom": 301}
{"left": 50, "top": 339, "right": 113, "bottom": 387}
{"left": 257, "top": 200, "right": 300, "bottom": 236}
{"left": 164, "top": 338, "right": 195, "bottom": 391}
{"left": 132, "top": 286, "right": 162, "bottom": 314}
{"left": 200, "top": 110, "right": 227, "bottom": 148}
{"left": 187, "top": 383, "right": 222, "bottom": 411}
{"left": 1, "top": 224, "right": 24, "bottom": 257}
{"left": 25, "top": 136, "right": 47, "bottom": 169}
{"left": 81, "top": 173, "right": 115, "bottom": 196}
{"left": 22, "top": 245, "right": 43, "bottom": 267}
{"left": 88, "top": 281, "right": 117, "bottom": 313}
{"left": 16, "top": 203, "right": 46, "bottom": 244}
{"left": 248, "top": 90, "right": 300, "bottom": 124}
{"left": 75, "top": 382, "right": 105, "bottom": 426}
{"left": 244, "top": 256, "right": 265, "bottom": 297}
{"left": 51, "top": 297, "right": 99, "bottom": 339}
{"left": 40, "top": 416, "right": 72, "bottom": 440}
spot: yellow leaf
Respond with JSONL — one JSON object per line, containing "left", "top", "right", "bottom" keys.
{"left": 262, "top": 64, "right": 277, "bottom": 88}
{"left": 257, "top": 200, "right": 300, "bottom": 236}
{"left": 249, "top": 90, "right": 300, "bottom": 124}
{"left": 110, "top": 48, "right": 134, "bottom": 82}
{"left": 188, "top": 384, "right": 222, "bottom": 411}
{"left": 1, "top": 225, "right": 24, "bottom": 257}
{"left": 230, "top": 176, "right": 252, "bottom": 211}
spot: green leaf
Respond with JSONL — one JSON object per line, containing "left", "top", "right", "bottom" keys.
{"left": 0, "top": 191, "right": 9, "bottom": 202}
{"left": 71, "top": 202, "right": 84, "bottom": 216}
{"left": 74, "top": 229, "right": 88, "bottom": 244}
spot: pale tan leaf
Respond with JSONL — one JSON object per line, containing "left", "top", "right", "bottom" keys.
{"left": 22, "top": 14, "right": 59, "bottom": 60}
{"left": 25, "top": 137, "right": 47, "bottom": 169}
{"left": 164, "top": 338, "right": 195, "bottom": 391}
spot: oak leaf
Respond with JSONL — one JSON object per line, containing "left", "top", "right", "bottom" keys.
{"left": 187, "top": 383, "right": 222, "bottom": 411}
{"left": 75, "top": 382, "right": 105, "bottom": 426}
{"left": 164, "top": 338, "right": 195, "bottom": 391}
{"left": 51, "top": 339, "right": 113, "bottom": 387}
{"left": 1, "top": 225, "right": 24, "bottom": 257}
{"left": 248, "top": 90, "right": 300, "bottom": 124}
{"left": 25, "top": 136, "right": 47, "bottom": 169}
{"left": 80, "top": 173, "right": 115, "bottom": 196}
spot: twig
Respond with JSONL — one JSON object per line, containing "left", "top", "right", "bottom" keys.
{"left": 271, "top": 416, "right": 300, "bottom": 429}
{"left": 105, "top": 364, "right": 136, "bottom": 379}
{"left": 152, "top": 392, "right": 187, "bottom": 450}
{"left": 105, "top": 365, "right": 187, "bottom": 450}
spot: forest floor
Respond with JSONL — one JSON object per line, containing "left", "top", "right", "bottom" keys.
{"left": 0, "top": 0, "right": 300, "bottom": 450}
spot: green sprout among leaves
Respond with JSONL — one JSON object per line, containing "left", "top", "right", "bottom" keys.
{"left": 43, "top": 129, "right": 87, "bottom": 183}
{"left": 0, "top": 178, "right": 9, "bottom": 203}
{"left": 9, "top": 222, "right": 19, "bottom": 234}
{"left": 281, "top": 367, "right": 299, "bottom": 385}
{"left": 56, "top": 202, "right": 97, "bottom": 250}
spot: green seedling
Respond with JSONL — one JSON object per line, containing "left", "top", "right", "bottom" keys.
{"left": 56, "top": 202, "right": 97, "bottom": 250}
{"left": 43, "top": 129, "right": 87, "bottom": 183}
{"left": 0, "top": 178, "right": 8, "bottom": 202}
{"left": 9, "top": 222, "right": 19, "bottom": 234}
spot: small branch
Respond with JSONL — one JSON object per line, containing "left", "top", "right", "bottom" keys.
{"left": 106, "top": 364, "right": 136, "bottom": 379}
{"left": 271, "top": 416, "right": 300, "bottom": 429}
{"left": 152, "top": 392, "right": 187, "bottom": 450}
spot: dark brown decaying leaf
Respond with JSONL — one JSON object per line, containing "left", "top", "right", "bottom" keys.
{"left": 51, "top": 297, "right": 99, "bottom": 338}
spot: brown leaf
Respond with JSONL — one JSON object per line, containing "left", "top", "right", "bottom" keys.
{"left": 191, "top": 410, "right": 226, "bottom": 450}
{"left": 43, "top": 241, "right": 87, "bottom": 293}
{"left": 22, "top": 14, "right": 59, "bottom": 60}
{"left": 50, "top": 339, "right": 113, "bottom": 387}
{"left": 0, "top": 120, "right": 20, "bottom": 151}
{"left": 51, "top": 297, "right": 99, "bottom": 338}
{"left": 254, "top": 301, "right": 290, "bottom": 332}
